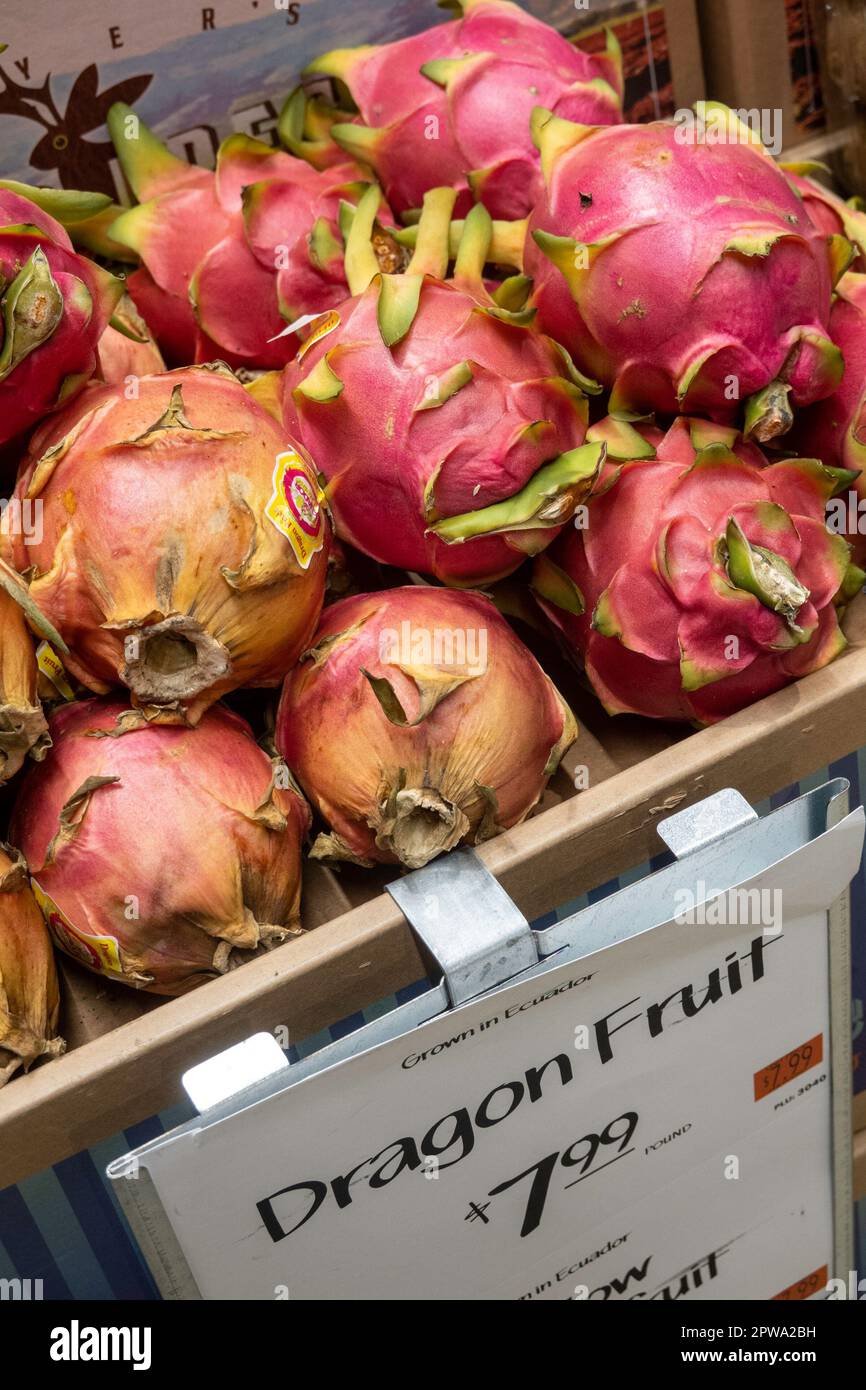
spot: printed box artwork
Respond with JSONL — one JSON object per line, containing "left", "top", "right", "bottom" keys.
{"left": 0, "top": 1, "right": 697, "bottom": 189}
{"left": 785, "top": 0, "right": 824, "bottom": 135}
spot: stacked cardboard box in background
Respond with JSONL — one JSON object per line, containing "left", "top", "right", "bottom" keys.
{"left": 697, "top": 0, "right": 825, "bottom": 154}
{"left": 808, "top": 0, "right": 866, "bottom": 194}
{"left": 696, "top": 0, "right": 866, "bottom": 197}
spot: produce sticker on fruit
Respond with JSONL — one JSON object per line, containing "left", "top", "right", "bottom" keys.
{"left": 296, "top": 311, "right": 342, "bottom": 362}
{"left": 265, "top": 450, "right": 326, "bottom": 570}
{"left": 35, "top": 641, "right": 76, "bottom": 702}
{"left": 30, "top": 881, "right": 124, "bottom": 980}
{"left": 114, "top": 810, "right": 859, "bottom": 1300}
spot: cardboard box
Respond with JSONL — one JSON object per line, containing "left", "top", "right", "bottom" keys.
{"left": 806, "top": 0, "right": 866, "bottom": 198}
{"left": 697, "top": 0, "right": 825, "bottom": 153}
{"left": 1, "top": 597, "right": 866, "bottom": 1191}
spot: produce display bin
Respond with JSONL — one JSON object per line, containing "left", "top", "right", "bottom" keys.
{"left": 0, "top": 0, "right": 706, "bottom": 1189}
{"left": 1, "top": 0, "right": 866, "bottom": 1313}
{"left": 2, "top": 599, "right": 866, "bottom": 1192}
{"left": 0, "top": 744, "right": 864, "bottom": 1300}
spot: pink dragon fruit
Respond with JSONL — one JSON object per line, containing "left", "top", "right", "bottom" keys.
{"left": 10, "top": 364, "right": 330, "bottom": 725}
{"left": 293, "top": 0, "right": 623, "bottom": 219}
{"left": 11, "top": 698, "right": 311, "bottom": 995}
{"left": 522, "top": 103, "right": 849, "bottom": 441}
{"left": 276, "top": 586, "right": 576, "bottom": 868}
{"left": 532, "top": 431, "right": 863, "bottom": 724}
{"left": 96, "top": 293, "right": 165, "bottom": 384}
{"left": 106, "top": 102, "right": 395, "bottom": 369}
{"left": 793, "top": 272, "right": 866, "bottom": 564}
{"left": 282, "top": 185, "right": 603, "bottom": 587}
{"left": 585, "top": 413, "right": 771, "bottom": 472}
{"left": 782, "top": 163, "right": 866, "bottom": 267}
{"left": 0, "top": 183, "right": 121, "bottom": 446}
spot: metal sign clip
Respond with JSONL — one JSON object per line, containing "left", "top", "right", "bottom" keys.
{"left": 387, "top": 847, "right": 539, "bottom": 1005}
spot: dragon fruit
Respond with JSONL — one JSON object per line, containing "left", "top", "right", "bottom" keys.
{"left": 0, "top": 183, "right": 121, "bottom": 446}
{"left": 783, "top": 164, "right": 866, "bottom": 267}
{"left": 585, "top": 413, "right": 771, "bottom": 472}
{"left": 276, "top": 586, "right": 576, "bottom": 868}
{"left": 532, "top": 434, "right": 863, "bottom": 724}
{"left": 0, "top": 843, "right": 64, "bottom": 1085}
{"left": 0, "top": 556, "right": 68, "bottom": 783}
{"left": 10, "top": 365, "right": 330, "bottom": 725}
{"left": 293, "top": 0, "right": 623, "bottom": 219}
{"left": 96, "top": 293, "right": 165, "bottom": 384}
{"left": 10, "top": 699, "right": 311, "bottom": 995}
{"left": 106, "top": 102, "right": 395, "bottom": 369}
{"left": 282, "top": 185, "right": 603, "bottom": 587}
{"left": 523, "top": 103, "right": 849, "bottom": 441}
{"left": 793, "top": 272, "right": 866, "bottom": 564}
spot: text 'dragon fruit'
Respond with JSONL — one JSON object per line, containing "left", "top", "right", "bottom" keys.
{"left": 0, "top": 843, "right": 64, "bottom": 1085}
{"left": 533, "top": 431, "right": 863, "bottom": 723}
{"left": 793, "top": 273, "right": 866, "bottom": 564}
{"left": 0, "top": 556, "right": 69, "bottom": 783}
{"left": 292, "top": 0, "right": 622, "bottom": 219}
{"left": 276, "top": 586, "right": 577, "bottom": 870}
{"left": 0, "top": 182, "right": 122, "bottom": 446}
{"left": 282, "top": 185, "right": 603, "bottom": 586}
{"left": 107, "top": 101, "right": 394, "bottom": 368}
{"left": 10, "top": 699, "right": 311, "bottom": 995}
{"left": 523, "top": 103, "right": 850, "bottom": 441}
{"left": 10, "top": 365, "right": 330, "bottom": 725}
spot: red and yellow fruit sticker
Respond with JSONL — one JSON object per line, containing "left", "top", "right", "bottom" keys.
{"left": 296, "top": 310, "right": 341, "bottom": 362}
{"left": 31, "top": 880, "right": 124, "bottom": 979}
{"left": 266, "top": 449, "right": 326, "bottom": 570}
{"left": 35, "top": 641, "right": 75, "bottom": 701}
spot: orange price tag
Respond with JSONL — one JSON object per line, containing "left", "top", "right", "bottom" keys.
{"left": 772, "top": 1265, "right": 828, "bottom": 1300}
{"left": 753, "top": 1033, "right": 823, "bottom": 1101}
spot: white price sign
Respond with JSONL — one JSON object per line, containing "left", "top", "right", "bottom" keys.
{"left": 110, "top": 782, "right": 863, "bottom": 1301}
